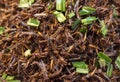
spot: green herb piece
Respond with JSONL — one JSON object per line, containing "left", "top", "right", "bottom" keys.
{"left": 27, "top": 18, "right": 40, "bottom": 27}
{"left": 0, "top": 26, "right": 5, "bottom": 35}
{"left": 56, "top": 0, "right": 66, "bottom": 12}
{"left": 1, "top": 73, "right": 21, "bottom": 82}
{"left": 47, "top": 0, "right": 52, "bottom": 9}
{"left": 115, "top": 55, "right": 120, "bottom": 70}
{"left": 113, "top": 9, "right": 118, "bottom": 17}
{"left": 80, "top": 27, "right": 87, "bottom": 33}
{"left": 81, "top": 16, "right": 97, "bottom": 25}
{"left": 80, "top": 6, "right": 96, "bottom": 16}
{"left": 113, "top": 8, "right": 118, "bottom": 17}
{"left": 99, "top": 58, "right": 106, "bottom": 68}
{"left": 72, "top": 62, "right": 86, "bottom": 68}
{"left": 72, "top": 61, "right": 89, "bottom": 74}
{"left": 98, "top": 52, "right": 112, "bottom": 64}
{"left": 76, "top": 67, "right": 89, "bottom": 74}
{"left": 24, "top": 49, "right": 31, "bottom": 57}
{"left": 5, "top": 76, "right": 14, "bottom": 80}
{"left": 107, "top": 64, "right": 113, "bottom": 77}
{"left": 71, "top": 19, "right": 80, "bottom": 29}
{"left": 68, "top": 11, "right": 75, "bottom": 18}
{"left": 53, "top": 11, "right": 66, "bottom": 23}
{"left": 53, "top": 10, "right": 60, "bottom": 15}
{"left": 2, "top": 73, "right": 7, "bottom": 79}
{"left": 18, "top": 0, "right": 34, "bottom": 8}
{"left": 99, "top": 20, "right": 108, "bottom": 36}
{"left": 28, "top": 0, "right": 34, "bottom": 4}
{"left": 112, "top": 5, "right": 118, "bottom": 17}
{"left": 7, "top": 80, "right": 21, "bottom": 82}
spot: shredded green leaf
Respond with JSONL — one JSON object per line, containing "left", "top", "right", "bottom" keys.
{"left": 6, "top": 76, "right": 14, "bottom": 80}
{"left": 81, "top": 16, "right": 97, "bottom": 25}
{"left": 80, "top": 27, "right": 87, "bottom": 33}
{"left": 18, "top": 0, "right": 34, "bottom": 8}
{"left": 99, "top": 20, "right": 108, "bottom": 36}
{"left": 98, "top": 52, "right": 112, "bottom": 64}
{"left": 1, "top": 73, "right": 21, "bottom": 82}
{"left": 56, "top": 0, "right": 66, "bottom": 12}
{"left": 72, "top": 61, "right": 89, "bottom": 74}
{"left": 0, "top": 26, "right": 5, "bottom": 35}
{"left": 76, "top": 67, "right": 89, "bottom": 74}
{"left": 53, "top": 11, "right": 66, "bottom": 23}
{"left": 99, "top": 58, "right": 106, "bottom": 68}
{"left": 71, "top": 19, "right": 80, "bottom": 29}
{"left": 107, "top": 64, "right": 113, "bottom": 77}
{"left": 113, "top": 9, "right": 118, "bottom": 17}
{"left": 68, "top": 11, "right": 75, "bottom": 18}
{"left": 27, "top": 18, "right": 40, "bottom": 27}
{"left": 72, "top": 62, "right": 86, "bottom": 68}
{"left": 7, "top": 80, "right": 21, "bottom": 82}
{"left": 47, "top": 0, "right": 52, "bottom": 9}
{"left": 2, "top": 73, "right": 7, "bottom": 79}
{"left": 115, "top": 55, "right": 120, "bottom": 70}
{"left": 80, "top": 6, "right": 96, "bottom": 16}
{"left": 112, "top": 5, "right": 118, "bottom": 17}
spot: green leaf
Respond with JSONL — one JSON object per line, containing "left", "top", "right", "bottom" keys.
{"left": 72, "top": 61, "right": 89, "bottom": 74}
{"left": 112, "top": 5, "right": 118, "bottom": 17}
{"left": 7, "top": 80, "right": 21, "bottom": 82}
{"left": 53, "top": 11, "right": 60, "bottom": 15}
{"left": 1, "top": 73, "right": 21, "bottom": 82}
{"left": 28, "top": 0, "right": 34, "bottom": 4}
{"left": 5, "top": 76, "right": 14, "bottom": 80}
{"left": 98, "top": 52, "right": 112, "bottom": 64}
{"left": 106, "top": 64, "right": 113, "bottom": 77}
{"left": 99, "top": 20, "right": 108, "bottom": 36}
{"left": 18, "top": 0, "right": 34, "bottom": 8}
{"left": 80, "top": 27, "right": 87, "bottom": 33}
{"left": 27, "top": 18, "right": 40, "bottom": 27}
{"left": 99, "top": 58, "right": 106, "bottom": 68}
{"left": 0, "top": 26, "right": 5, "bottom": 35}
{"left": 72, "top": 62, "right": 86, "bottom": 68}
{"left": 68, "top": 11, "right": 75, "bottom": 18}
{"left": 80, "top": 6, "right": 96, "bottom": 16}
{"left": 53, "top": 11, "right": 66, "bottom": 23}
{"left": 113, "top": 9, "right": 118, "bottom": 17}
{"left": 71, "top": 19, "right": 80, "bottom": 29}
{"left": 76, "top": 67, "right": 89, "bottom": 74}
{"left": 2, "top": 73, "right": 7, "bottom": 79}
{"left": 81, "top": 16, "right": 97, "bottom": 25}
{"left": 56, "top": 0, "right": 66, "bottom": 12}
{"left": 115, "top": 55, "right": 120, "bottom": 70}
{"left": 47, "top": 0, "right": 52, "bottom": 9}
